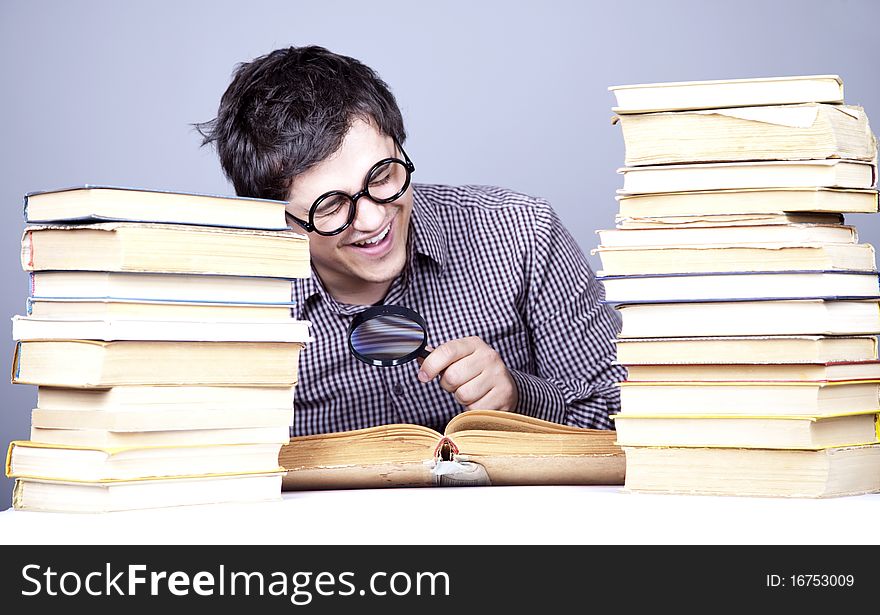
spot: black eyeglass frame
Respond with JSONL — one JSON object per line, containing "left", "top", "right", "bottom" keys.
{"left": 286, "top": 138, "right": 415, "bottom": 236}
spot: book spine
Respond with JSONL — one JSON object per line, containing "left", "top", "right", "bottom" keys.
{"left": 11, "top": 341, "right": 22, "bottom": 382}
{"left": 4, "top": 441, "right": 15, "bottom": 477}
{"left": 21, "top": 230, "right": 35, "bottom": 270}
{"left": 433, "top": 436, "right": 459, "bottom": 461}
{"left": 12, "top": 480, "right": 23, "bottom": 510}
{"left": 22, "top": 193, "right": 29, "bottom": 223}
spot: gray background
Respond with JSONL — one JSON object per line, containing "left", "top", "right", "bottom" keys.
{"left": 2, "top": 0, "right": 879, "bottom": 504}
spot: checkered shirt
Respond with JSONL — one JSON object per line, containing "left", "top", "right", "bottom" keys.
{"left": 291, "top": 183, "right": 625, "bottom": 435}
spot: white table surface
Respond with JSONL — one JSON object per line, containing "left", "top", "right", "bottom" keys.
{"left": 1, "top": 485, "right": 878, "bottom": 545}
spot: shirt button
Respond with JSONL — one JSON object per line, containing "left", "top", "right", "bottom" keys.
{"left": 392, "top": 384, "right": 405, "bottom": 396}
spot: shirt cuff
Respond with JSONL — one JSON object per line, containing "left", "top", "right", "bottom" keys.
{"left": 508, "top": 368, "right": 567, "bottom": 425}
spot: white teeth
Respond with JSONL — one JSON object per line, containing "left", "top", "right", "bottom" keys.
{"left": 354, "top": 224, "right": 390, "bottom": 246}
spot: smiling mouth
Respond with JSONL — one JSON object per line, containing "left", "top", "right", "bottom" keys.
{"left": 351, "top": 222, "right": 392, "bottom": 247}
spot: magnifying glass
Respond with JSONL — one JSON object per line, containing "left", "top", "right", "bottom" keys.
{"left": 348, "top": 304, "right": 430, "bottom": 367}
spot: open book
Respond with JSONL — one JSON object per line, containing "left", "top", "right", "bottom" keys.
{"left": 280, "top": 410, "right": 624, "bottom": 489}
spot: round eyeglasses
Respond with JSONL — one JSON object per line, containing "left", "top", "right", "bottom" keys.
{"left": 287, "top": 138, "right": 415, "bottom": 236}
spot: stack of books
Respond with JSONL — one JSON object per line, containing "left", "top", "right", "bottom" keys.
{"left": 596, "top": 75, "right": 880, "bottom": 497}
{"left": 6, "top": 186, "right": 312, "bottom": 512}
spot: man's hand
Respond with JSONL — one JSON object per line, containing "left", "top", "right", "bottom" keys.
{"left": 417, "top": 336, "right": 519, "bottom": 412}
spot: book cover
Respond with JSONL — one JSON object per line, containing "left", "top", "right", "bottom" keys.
{"left": 598, "top": 270, "right": 880, "bottom": 304}
{"left": 28, "top": 271, "right": 297, "bottom": 304}
{"left": 609, "top": 74, "right": 844, "bottom": 114}
{"left": 622, "top": 444, "right": 880, "bottom": 498}
{"left": 617, "top": 159, "right": 877, "bottom": 194}
{"left": 12, "top": 339, "right": 306, "bottom": 387}
{"left": 613, "top": 335, "right": 879, "bottom": 365}
{"left": 21, "top": 223, "right": 310, "bottom": 279}
{"left": 6, "top": 440, "right": 287, "bottom": 482}
{"left": 12, "top": 471, "right": 286, "bottom": 512}
{"left": 616, "top": 299, "right": 880, "bottom": 338}
{"left": 612, "top": 411, "right": 880, "bottom": 449}
{"left": 11, "top": 315, "right": 312, "bottom": 342}
{"left": 616, "top": 187, "right": 879, "bottom": 217}
{"left": 24, "top": 185, "right": 290, "bottom": 230}
{"left": 615, "top": 104, "right": 876, "bottom": 167}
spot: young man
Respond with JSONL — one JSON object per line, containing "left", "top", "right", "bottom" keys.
{"left": 197, "top": 46, "right": 626, "bottom": 436}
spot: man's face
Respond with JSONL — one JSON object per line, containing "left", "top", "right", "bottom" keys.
{"left": 286, "top": 119, "right": 413, "bottom": 303}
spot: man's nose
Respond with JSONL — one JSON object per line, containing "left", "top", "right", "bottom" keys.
{"left": 351, "top": 197, "right": 385, "bottom": 231}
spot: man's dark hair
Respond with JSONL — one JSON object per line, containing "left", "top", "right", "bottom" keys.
{"left": 195, "top": 45, "right": 406, "bottom": 200}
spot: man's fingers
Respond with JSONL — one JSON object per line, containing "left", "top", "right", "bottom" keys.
{"left": 466, "top": 389, "right": 509, "bottom": 412}
{"left": 417, "top": 338, "right": 478, "bottom": 382}
{"left": 438, "top": 351, "right": 484, "bottom": 393}
{"left": 415, "top": 336, "right": 517, "bottom": 412}
{"left": 452, "top": 370, "right": 494, "bottom": 407}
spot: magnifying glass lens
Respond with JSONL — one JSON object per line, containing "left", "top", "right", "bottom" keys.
{"left": 350, "top": 315, "right": 424, "bottom": 360}
{"left": 348, "top": 305, "right": 430, "bottom": 367}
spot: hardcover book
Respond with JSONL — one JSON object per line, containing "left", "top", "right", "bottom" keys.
{"left": 11, "top": 472, "right": 286, "bottom": 513}
{"left": 597, "top": 223, "right": 857, "bottom": 247}
{"left": 616, "top": 187, "right": 879, "bottom": 217}
{"left": 36, "top": 385, "right": 296, "bottom": 412}
{"left": 614, "top": 336, "right": 878, "bottom": 365}
{"left": 29, "top": 425, "right": 291, "bottom": 448}
{"left": 11, "top": 316, "right": 311, "bottom": 343}
{"left": 612, "top": 412, "right": 880, "bottom": 449}
{"left": 615, "top": 212, "right": 845, "bottom": 229}
{"left": 598, "top": 270, "right": 880, "bottom": 304}
{"left": 12, "top": 340, "right": 305, "bottom": 387}
{"left": 622, "top": 444, "right": 880, "bottom": 498}
{"left": 618, "top": 379, "right": 880, "bottom": 416}
{"left": 29, "top": 405, "right": 294, "bottom": 432}
{"left": 28, "top": 271, "right": 296, "bottom": 304}
{"left": 21, "top": 223, "right": 310, "bottom": 279}
{"left": 25, "top": 297, "right": 299, "bottom": 322}
{"left": 622, "top": 360, "right": 880, "bottom": 382}
{"left": 618, "top": 159, "right": 876, "bottom": 194}
{"left": 615, "top": 104, "right": 876, "bottom": 167}
{"left": 593, "top": 242, "right": 876, "bottom": 276}
{"left": 24, "top": 185, "right": 290, "bottom": 230}
{"left": 616, "top": 299, "right": 880, "bottom": 338}
{"left": 7, "top": 440, "right": 286, "bottom": 482}
{"left": 608, "top": 75, "right": 845, "bottom": 114}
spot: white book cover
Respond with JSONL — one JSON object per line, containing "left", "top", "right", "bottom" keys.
{"left": 11, "top": 315, "right": 312, "bottom": 342}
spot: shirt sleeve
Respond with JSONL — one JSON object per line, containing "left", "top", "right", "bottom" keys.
{"left": 510, "top": 199, "right": 627, "bottom": 429}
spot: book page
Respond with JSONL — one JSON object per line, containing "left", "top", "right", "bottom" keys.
{"left": 445, "top": 409, "right": 600, "bottom": 435}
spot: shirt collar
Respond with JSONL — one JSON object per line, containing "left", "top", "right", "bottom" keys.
{"left": 293, "top": 185, "right": 447, "bottom": 317}
{"left": 411, "top": 185, "right": 448, "bottom": 272}
{"left": 292, "top": 264, "right": 322, "bottom": 319}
